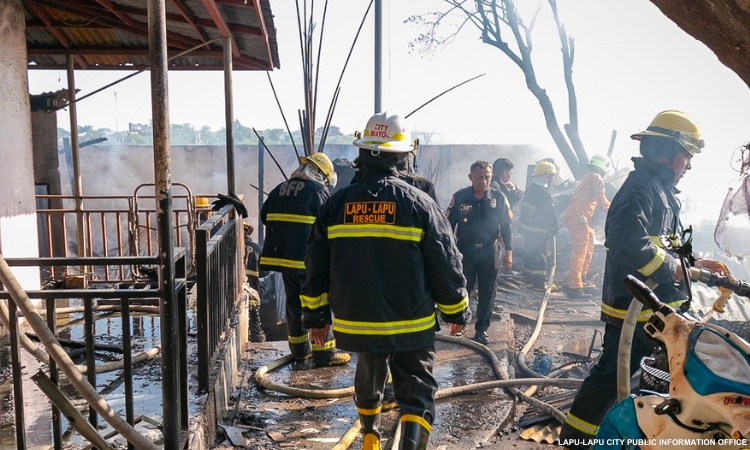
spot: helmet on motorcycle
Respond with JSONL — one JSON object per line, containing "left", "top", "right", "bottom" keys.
{"left": 299, "top": 152, "right": 336, "bottom": 186}
{"left": 588, "top": 154, "right": 611, "bottom": 175}
{"left": 353, "top": 112, "right": 416, "bottom": 153}
{"left": 630, "top": 110, "right": 704, "bottom": 155}
{"left": 533, "top": 161, "right": 558, "bottom": 176}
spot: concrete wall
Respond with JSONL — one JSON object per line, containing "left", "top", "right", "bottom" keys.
{"left": 0, "top": 0, "right": 40, "bottom": 289}
{"left": 69, "top": 142, "right": 552, "bottom": 242}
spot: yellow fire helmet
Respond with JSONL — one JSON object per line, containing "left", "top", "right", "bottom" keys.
{"left": 588, "top": 154, "right": 611, "bottom": 174}
{"left": 533, "top": 161, "right": 558, "bottom": 176}
{"left": 353, "top": 112, "right": 416, "bottom": 153}
{"left": 630, "top": 110, "right": 704, "bottom": 155}
{"left": 299, "top": 152, "right": 336, "bottom": 186}
{"left": 194, "top": 196, "right": 210, "bottom": 208}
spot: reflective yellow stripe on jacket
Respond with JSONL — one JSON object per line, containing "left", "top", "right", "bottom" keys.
{"left": 601, "top": 299, "right": 685, "bottom": 322}
{"left": 259, "top": 256, "right": 305, "bottom": 270}
{"left": 436, "top": 296, "right": 468, "bottom": 315}
{"left": 328, "top": 224, "right": 423, "bottom": 242}
{"left": 333, "top": 314, "right": 436, "bottom": 336}
{"left": 300, "top": 292, "right": 329, "bottom": 310}
{"left": 266, "top": 213, "right": 316, "bottom": 224}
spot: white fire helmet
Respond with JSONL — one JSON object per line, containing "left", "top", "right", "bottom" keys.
{"left": 588, "top": 154, "right": 611, "bottom": 174}
{"left": 353, "top": 112, "right": 416, "bottom": 153}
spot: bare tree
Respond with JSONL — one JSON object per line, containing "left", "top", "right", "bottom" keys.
{"left": 408, "top": 0, "right": 589, "bottom": 179}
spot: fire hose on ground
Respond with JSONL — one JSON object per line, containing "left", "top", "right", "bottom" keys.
{"left": 254, "top": 333, "right": 582, "bottom": 449}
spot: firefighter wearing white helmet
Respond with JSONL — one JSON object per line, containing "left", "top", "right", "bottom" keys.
{"left": 303, "top": 112, "right": 468, "bottom": 450}
{"left": 353, "top": 111, "right": 417, "bottom": 153}
{"left": 349, "top": 111, "right": 440, "bottom": 205}
{"left": 560, "top": 110, "right": 725, "bottom": 449}
{"left": 259, "top": 152, "right": 350, "bottom": 368}
{"left": 518, "top": 160, "right": 559, "bottom": 289}
{"left": 563, "top": 154, "right": 612, "bottom": 299}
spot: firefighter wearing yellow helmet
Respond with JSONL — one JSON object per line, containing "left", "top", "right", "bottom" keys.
{"left": 563, "top": 154, "right": 612, "bottom": 299}
{"left": 302, "top": 112, "right": 468, "bottom": 450}
{"left": 518, "top": 159, "right": 560, "bottom": 289}
{"left": 259, "top": 152, "right": 349, "bottom": 368}
{"left": 560, "top": 110, "right": 726, "bottom": 449}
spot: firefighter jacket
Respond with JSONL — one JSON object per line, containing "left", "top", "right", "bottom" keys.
{"left": 518, "top": 183, "right": 559, "bottom": 238}
{"left": 445, "top": 186, "right": 513, "bottom": 252}
{"left": 300, "top": 168, "right": 468, "bottom": 353}
{"left": 259, "top": 177, "right": 330, "bottom": 273}
{"left": 601, "top": 158, "right": 686, "bottom": 326}
{"left": 564, "top": 171, "right": 610, "bottom": 223}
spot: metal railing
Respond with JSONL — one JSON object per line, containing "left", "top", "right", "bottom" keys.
{"left": 194, "top": 205, "right": 244, "bottom": 392}
{"left": 1, "top": 252, "right": 188, "bottom": 449}
{"left": 35, "top": 184, "right": 202, "bottom": 284}
{"left": 0, "top": 189, "right": 249, "bottom": 448}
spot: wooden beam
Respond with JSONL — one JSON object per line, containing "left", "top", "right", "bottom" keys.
{"left": 169, "top": 0, "right": 211, "bottom": 47}
{"left": 214, "top": 0, "right": 257, "bottom": 6}
{"left": 251, "top": 0, "right": 273, "bottom": 68}
{"left": 23, "top": 1, "right": 88, "bottom": 68}
{"left": 92, "top": 0, "right": 139, "bottom": 28}
{"left": 37, "top": 0, "right": 200, "bottom": 49}
{"left": 200, "top": 0, "right": 240, "bottom": 57}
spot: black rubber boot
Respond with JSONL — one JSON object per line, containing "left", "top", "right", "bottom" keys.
{"left": 359, "top": 410, "right": 381, "bottom": 450}
{"left": 249, "top": 305, "right": 266, "bottom": 342}
{"left": 398, "top": 416, "right": 430, "bottom": 450}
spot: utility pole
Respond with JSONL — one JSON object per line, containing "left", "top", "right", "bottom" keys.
{"left": 374, "top": 0, "right": 382, "bottom": 113}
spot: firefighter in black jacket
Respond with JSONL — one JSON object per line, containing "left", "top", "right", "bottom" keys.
{"left": 243, "top": 222, "right": 266, "bottom": 342}
{"left": 518, "top": 161, "right": 560, "bottom": 289}
{"left": 446, "top": 160, "right": 513, "bottom": 345}
{"left": 560, "top": 110, "right": 726, "bottom": 449}
{"left": 301, "top": 112, "right": 469, "bottom": 450}
{"left": 259, "top": 153, "right": 349, "bottom": 367}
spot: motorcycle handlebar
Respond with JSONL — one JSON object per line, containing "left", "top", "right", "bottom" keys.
{"left": 624, "top": 275, "right": 666, "bottom": 312}
{"left": 689, "top": 267, "right": 750, "bottom": 298}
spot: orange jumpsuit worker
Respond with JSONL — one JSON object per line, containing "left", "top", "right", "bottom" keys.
{"left": 563, "top": 154, "right": 611, "bottom": 299}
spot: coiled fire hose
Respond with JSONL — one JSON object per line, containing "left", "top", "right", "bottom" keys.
{"left": 255, "top": 337, "right": 582, "bottom": 449}
{"left": 0, "top": 254, "right": 159, "bottom": 450}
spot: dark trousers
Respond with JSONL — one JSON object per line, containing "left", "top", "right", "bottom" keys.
{"left": 355, "top": 347, "right": 438, "bottom": 422}
{"left": 281, "top": 271, "right": 336, "bottom": 364}
{"left": 522, "top": 232, "right": 551, "bottom": 288}
{"left": 559, "top": 322, "right": 657, "bottom": 449}
{"left": 459, "top": 245, "right": 498, "bottom": 333}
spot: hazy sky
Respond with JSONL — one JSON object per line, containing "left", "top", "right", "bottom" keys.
{"left": 27, "top": 0, "right": 750, "bottom": 229}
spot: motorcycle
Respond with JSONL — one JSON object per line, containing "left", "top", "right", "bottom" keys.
{"left": 594, "top": 269, "right": 750, "bottom": 449}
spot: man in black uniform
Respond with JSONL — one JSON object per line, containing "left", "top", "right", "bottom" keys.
{"left": 491, "top": 157, "right": 523, "bottom": 208}
{"left": 302, "top": 112, "right": 469, "bottom": 450}
{"left": 446, "top": 160, "right": 513, "bottom": 345}
{"left": 559, "top": 110, "right": 726, "bottom": 449}
{"left": 259, "top": 152, "right": 349, "bottom": 367}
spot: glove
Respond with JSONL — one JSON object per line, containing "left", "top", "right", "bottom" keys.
{"left": 212, "top": 191, "right": 248, "bottom": 218}
{"left": 301, "top": 308, "right": 332, "bottom": 329}
{"left": 442, "top": 307, "right": 471, "bottom": 326}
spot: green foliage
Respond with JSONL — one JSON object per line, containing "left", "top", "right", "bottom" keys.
{"left": 57, "top": 122, "right": 357, "bottom": 147}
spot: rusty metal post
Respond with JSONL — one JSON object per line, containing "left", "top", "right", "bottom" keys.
{"left": 147, "top": 0, "right": 181, "bottom": 448}
{"left": 374, "top": 0, "right": 382, "bottom": 113}
{"left": 66, "top": 56, "right": 87, "bottom": 264}
{"left": 224, "top": 37, "right": 236, "bottom": 193}
{"left": 257, "top": 136, "right": 264, "bottom": 245}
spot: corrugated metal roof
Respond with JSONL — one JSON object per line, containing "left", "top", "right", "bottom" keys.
{"left": 24, "top": 0, "right": 279, "bottom": 71}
